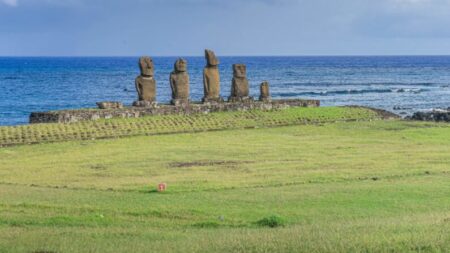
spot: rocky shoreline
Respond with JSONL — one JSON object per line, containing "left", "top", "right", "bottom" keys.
{"left": 407, "top": 108, "right": 450, "bottom": 122}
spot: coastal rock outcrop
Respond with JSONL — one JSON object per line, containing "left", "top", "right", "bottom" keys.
{"left": 229, "top": 64, "right": 251, "bottom": 102}
{"left": 202, "top": 49, "right": 223, "bottom": 103}
{"left": 408, "top": 109, "right": 450, "bottom": 122}
{"left": 170, "top": 58, "right": 190, "bottom": 106}
{"left": 259, "top": 81, "right": 271, "bottom": 101}
{"left": 134, "top": 56, "right": 157, "bottom": 106}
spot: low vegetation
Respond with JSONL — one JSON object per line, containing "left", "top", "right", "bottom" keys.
{"left": 257, "top": 215, "right": 286, "bottom": 228}
{"left": 0, "top": 107, "right": 379, "bottom": 146}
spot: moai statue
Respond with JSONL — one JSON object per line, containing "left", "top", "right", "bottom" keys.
{"left": 133, "top": 56, "right": 157, "bottom": 107}
{"left": 259, "top": 81, "right": 271, "bottom": 102}
{"left": 229, "top": 64, "right": 251, "bottom": 102}
{"left": 170, "top": 58, "right": 190, "bottom": 106}
{"left": 202, "top": 49, "right": 223, "bottom": 103}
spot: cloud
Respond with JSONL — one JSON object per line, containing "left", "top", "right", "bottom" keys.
{"left": 2, "top": 0, "right": 18, "bottom": 7}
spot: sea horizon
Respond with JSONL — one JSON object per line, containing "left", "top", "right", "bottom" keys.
{"left": 2, "top": 54, "right": 450, "bottom": 58}
{"left": 1, "top": 55, "right": 450, "bottom": 126}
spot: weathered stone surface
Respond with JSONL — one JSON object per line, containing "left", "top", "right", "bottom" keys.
{"left": 202, "top": 96, "right": 224, "bottom": 104}
{"left": 205, "top": 49, "right": 219, "bottom": 66}
{"left": 135, "top": 56, "right": 156, "bottom": 102}
{"left": 229, "top": 64, "right": 250, "bottom": 102}
{"left": 203, "top": 49, "right": 221, "bottom": 102}
{"left": 96, "top": 101, "right": 124, "bottom": 109}
{"left": 171, "top": 99, "right": 190, "bottom": 107}
{"left": 30, "top": 99, "right": 321, "bottom": 124}
{"left": 132, "top": 101, "right": 158, "bottom": 108}
{"left": 139, "top": 56, "right": 154, "bottom": 76}
{"left": 228, "top": 96, "right": 254, "bottom": 103}
{"left": 170, "top": 58, "right": 190, "bottom": 104}
{"left": 260, "top": 81, "right": 271, "bottom": 101}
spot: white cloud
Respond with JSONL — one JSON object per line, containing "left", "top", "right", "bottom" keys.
{"left": 2, "top": 0, "right": 18, "bottom": 7}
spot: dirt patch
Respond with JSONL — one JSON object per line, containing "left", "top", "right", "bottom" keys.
{"left": 170, "top": 160, "right": 253, "bottom": 168}
{"left": 88, "top": 164, "right": 108, "bottom": 170}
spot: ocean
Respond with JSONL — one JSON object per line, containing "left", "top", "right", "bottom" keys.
{"left": 1, "top": 56, "right": 450, "bottom": 126}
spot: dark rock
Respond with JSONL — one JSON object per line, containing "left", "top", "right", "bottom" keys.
{"left": 410, "top": 109, "right": 450, "bottom": 122}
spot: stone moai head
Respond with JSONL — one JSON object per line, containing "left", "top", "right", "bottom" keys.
{"left": 174, "top": 58, "right": 187, "bottom": 72}
{"left": 260, "top": 81, "right": 270, "bottom": 99}
{"left": 139, "top": 56, "right": 154, "bottom": 77}
{"left": 205, "top": 49, "right": 220, "bottom": 66}
{"left": 233, "top": 64, "right": 247, "bottom": 78}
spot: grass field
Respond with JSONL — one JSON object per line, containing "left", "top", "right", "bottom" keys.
{"left": 0, "top": 107, "right": 379, "bottom": 146}
{"left": 0, "top": 108, "right": 449, "bottom": 252}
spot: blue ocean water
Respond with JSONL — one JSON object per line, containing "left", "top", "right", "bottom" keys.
{"left": 1, "top": 56, "right": 450, "bottom": 126}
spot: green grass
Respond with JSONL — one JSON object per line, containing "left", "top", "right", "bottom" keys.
{"left": 0, "top": 110, "right": 449, "bottom": 252}
{"left": 0, "top": 107, "right": 379, "bottom": 146}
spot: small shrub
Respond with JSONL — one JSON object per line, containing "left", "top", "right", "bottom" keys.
{"left": 256, "top": 215, "right": 286, "bottom": 228}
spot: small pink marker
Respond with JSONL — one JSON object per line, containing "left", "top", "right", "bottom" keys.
{"left": 158, "top": 183, "right": 167, "bottom": 192}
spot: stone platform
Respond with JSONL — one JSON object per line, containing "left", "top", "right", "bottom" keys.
{"left": 29, "top": 99, "right": 320, "bottom": 124}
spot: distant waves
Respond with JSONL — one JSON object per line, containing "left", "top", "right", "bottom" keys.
{"left": 276, "top": 88, "right": 430, "bottom": 97}
{"left": 277, "top": 82, "right": 436, "bottom": 87}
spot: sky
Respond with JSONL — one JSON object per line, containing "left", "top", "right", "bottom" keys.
{"left": 1, "top": 0, "right": 450, "bottom": 56}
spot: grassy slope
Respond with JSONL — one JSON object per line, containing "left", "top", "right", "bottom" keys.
{"left": 0, "top": 114, "right": 449, "bottom": 252}
{"left": 0, "top": 107, "right": 378, "bottom": 146}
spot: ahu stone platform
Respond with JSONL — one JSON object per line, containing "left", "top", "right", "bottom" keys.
{"left": 29, "top": 99, "right": 320, "bottom": 124}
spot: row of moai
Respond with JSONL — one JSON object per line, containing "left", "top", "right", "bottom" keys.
{"left": 134, "top": 49, "right": 271, "bottom": 107}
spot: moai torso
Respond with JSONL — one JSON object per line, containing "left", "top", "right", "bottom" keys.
{"left": 203, "top": 49, "right": 221, "bottom": 101}
{"left": 170, "top": 73, "right": 190, "bottom": 99}
{"left": 203, "top": 67, "right": 220, "bottom": 99}
{"left": 135, "top": 56, "right": 156, "bottom": 102}
{"left": 170, "top": 58, "right": 190, "bottom": 100}
{"left": 135, "top": 76, "right": 156, "bottom": 101}
{"left": 260, "top": 81, "right": 271, "bottom": 101}
{"left": 231, "top": 64, "right": 249, "bottom": 98}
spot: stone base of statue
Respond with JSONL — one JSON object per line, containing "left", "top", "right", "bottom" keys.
{"left": 171, "top": 99, "right": 190, "bottom": 107}
{"left": 202, "top": 97, "right": 224, "bottom": 104}
{"left": 228, "top": 96, "right": 254, "bottom": 103}
{"left": 96, "top": 101, "right": 124, "bottom": 109}
{"left": 132, "top": 100, "right": 158, "bottom": 108}
{"left": 259, "top": 96, "right": 272, "bottom": 102}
